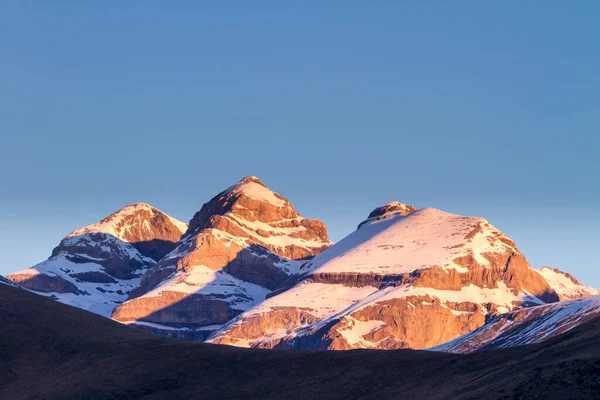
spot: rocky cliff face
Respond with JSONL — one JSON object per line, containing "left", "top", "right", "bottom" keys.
{"left": 208, "top": 204, "right": 562, "bottom": 350}
{"left": 7, "top": 203, "right": 187, "bottom": 317}
{"left": 111, "top": 177, "right": 332, "bottom": 339}
{"left": 536, "top": 267, "right": 599, "bottom": 300}
{"left": 434, "top": 295, "right": 600, "bottom": 353}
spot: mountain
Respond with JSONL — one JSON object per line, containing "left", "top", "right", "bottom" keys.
{"left": 5, "top": 182, "right": 596, "bottom": 352}
{"left": 434, "top": 295, "right": 600, "bottom": 354}
{"left": 537, "top": 266, "right": 599, "bottom": 300}
{"left": 209, "top": 203, "right": 560, "bottom": 349}
{"left": 7, "top": 203, "right": 187, "bottom": 316}
{"left": 1, "top": 281, "right": 599, "bottom": 400}
{"left": 111, "top": 176, "right": 332, "bottom": 340}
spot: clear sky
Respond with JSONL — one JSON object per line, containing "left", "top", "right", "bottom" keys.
{"left": 1, "top": 2, "right": 599, "bottom": 287}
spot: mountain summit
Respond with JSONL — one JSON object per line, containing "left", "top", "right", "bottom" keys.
{"left": 111, "top": 176, "right": 332, "bottom": 340}
{"left": 357, "top": 201, "right": 417, "bottom": 229}
{"left": 209, "top": 205, "right": 561, "bottom": 349}
{"left": 7, "top": 203, "right": 187, "bottom": 316}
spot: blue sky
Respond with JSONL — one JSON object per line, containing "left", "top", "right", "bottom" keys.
{"left": 1, "top": 2, "right": 599, "bottom": 287}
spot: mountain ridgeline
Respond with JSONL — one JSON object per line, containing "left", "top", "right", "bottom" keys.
{"left": 5, "top": 176, "right": 598, "bottom": 351}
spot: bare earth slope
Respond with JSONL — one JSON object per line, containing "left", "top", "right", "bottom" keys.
{"left": 1, "top": 283, "right": 599, "bottom": 400}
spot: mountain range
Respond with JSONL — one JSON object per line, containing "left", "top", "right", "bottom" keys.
{"left": 2, "top": 272, "right": 599, "bottom": 399}
{"left": 5, "top": 176, "right": 598, "bottom": 353}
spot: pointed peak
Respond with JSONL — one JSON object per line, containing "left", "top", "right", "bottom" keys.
{"left": 101, "top": 202, "right": 158, "bottom": 223}
{"left": 224, "top": 176, "right": 286, "bottom": 207}
{"left": 116, "top": 202, "right": 154, "bottom": 213}
{"left": 237, "top": 176, "right": 266, "bottom": 187}
{"left": 186, "top": 176, "right": 303, "bottom": 238}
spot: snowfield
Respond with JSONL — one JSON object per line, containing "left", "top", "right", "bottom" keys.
{"left": 300, "top": 207, "right": 518, "bottom": 275}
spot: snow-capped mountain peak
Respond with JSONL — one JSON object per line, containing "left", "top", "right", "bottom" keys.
{"left": 111, "top": 177, "right": 332, "bottom": 340}
{"left": 222, "top": 176, "right": 288, "bottom": 208}
{"left": 69, "top": 202, "right": 188, "bottom": 245}
{"left": 7, "top": 203, "right": 187, "bottom": 317}
{"left": 183, "top": 176, "right": 331, "bottom": 259}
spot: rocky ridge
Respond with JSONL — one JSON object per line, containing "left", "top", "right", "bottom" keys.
{"left": 5, "top": 181, "right": 597, "bottom": 352}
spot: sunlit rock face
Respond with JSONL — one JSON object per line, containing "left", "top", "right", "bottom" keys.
{"left": 7, "top": 203, "right": 187, "bottom": 317}
{"left": 111, "top": 176, "right": 332, "bottom": 339}
{"left": 209, "top": 205, "right": 565, "bottom": 350}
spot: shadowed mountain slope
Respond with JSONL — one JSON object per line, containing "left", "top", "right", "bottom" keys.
{"left": 1, "top": 283, "right": 599, "bottom": 400}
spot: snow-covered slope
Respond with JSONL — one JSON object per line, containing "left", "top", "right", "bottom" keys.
{"left": 111, "top": 177, "right": 332, "bottom": 340}
{"left": 300, "top": 206, "right": 522, "bottom": 276}
{"left": 209, "top": 204, "right": 559, "bottom": 350}
{"left": 537, "top": 267, "right": 598, "bottom": 300}
{"left": 7, "top": 203, "right": 187, "bottom": 317}
{"left": 433, "top": 295, "right": 600, "bottom": 353}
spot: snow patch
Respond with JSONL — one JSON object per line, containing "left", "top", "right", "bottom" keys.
{"left": 337, "top": 317, "right": 386, "bottom": 348}
{"left": 226, "top": 180, "right": 286, "bottom": 207}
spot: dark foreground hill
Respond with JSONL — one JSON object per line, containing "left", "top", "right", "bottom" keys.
{"left": 1, "top": 284, "right": 599, "bottom": 400}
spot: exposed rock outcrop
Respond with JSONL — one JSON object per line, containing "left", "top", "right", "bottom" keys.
{"left": 357, "top": 201, "right": 416, "bottom": 229}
